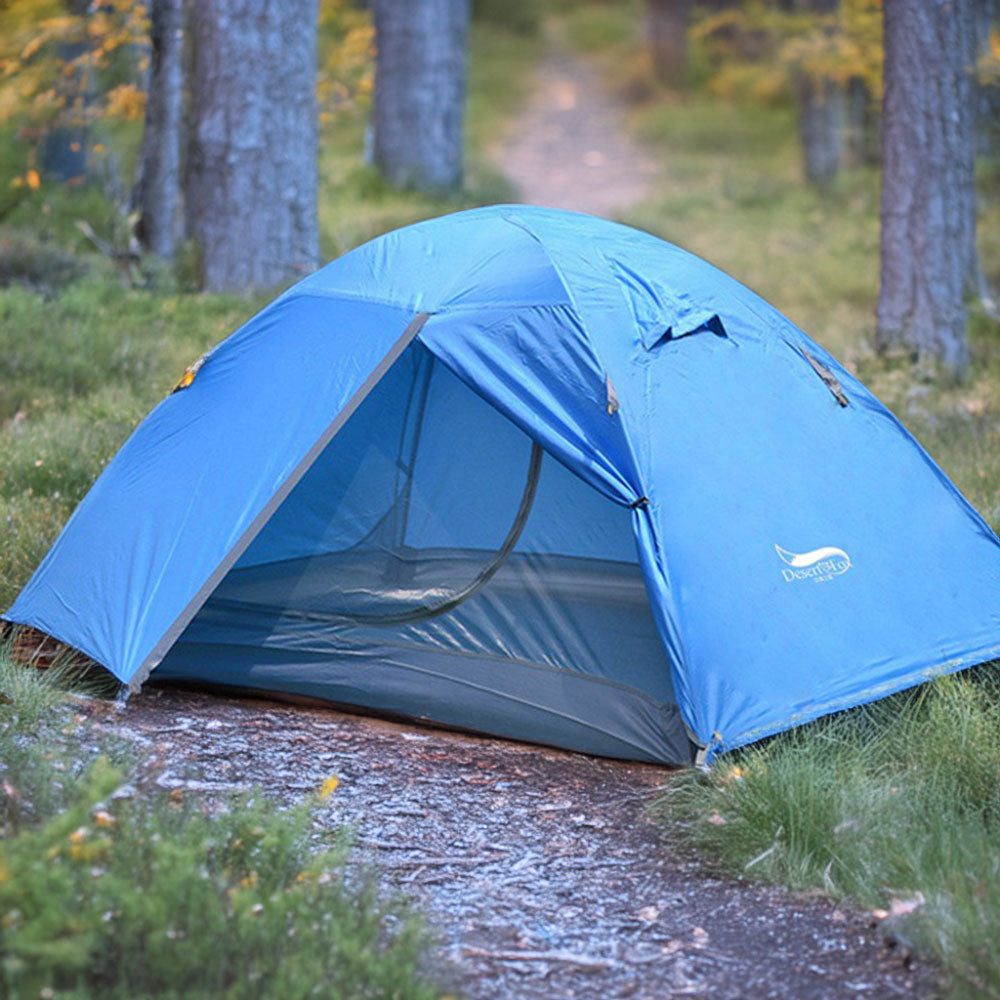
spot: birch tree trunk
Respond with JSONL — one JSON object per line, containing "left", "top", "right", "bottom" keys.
{"left": 186, "top": 0, "right": 319, "bottom": 292}
{"left": 134, "top": 0, "right": 185, "bottom": 259}
{"left": 875, "top": 0, "right": 978, "bottom": 371}
{"left": 372, "top": 0, "right": 469, "bottom": 193}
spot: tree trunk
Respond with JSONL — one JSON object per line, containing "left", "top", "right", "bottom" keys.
{"left": 795, "top": 72, "right": 844, "bottom": 185}
{"left": 790, "top": 0, "right": 843, "bottom": 186}
{"left": 186, "top": 0, "right": 319, "bottom": 292}
{"left": 372, "top": 0, "right": 469, "bottom": 193}
{"left": 875, "top": 0, "right": 978, "bottom": 371}
{"left": 645, "top": 0, "right": 692, "bottom": 89}
{"left": 41, "top": 0, "right": 92, "bottom": 182}
{"left": 975, "top": 0, "right": 999, "bottom": 156}
{"left": 134, "top": 0, "right": 185, "bottom": 259}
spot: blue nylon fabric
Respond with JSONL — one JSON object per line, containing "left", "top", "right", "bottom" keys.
{"left": 7, "top": 204, "right": 1000, "bottom": 758}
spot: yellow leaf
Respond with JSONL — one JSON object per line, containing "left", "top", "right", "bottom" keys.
{"left": 318, "top": 775, "right": 340, "bottom": 800}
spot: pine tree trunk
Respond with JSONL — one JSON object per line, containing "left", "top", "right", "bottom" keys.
{"left": 795, "top": 73, "right": 844, "bottom": 185}
{"left": 645, "top": 0, "right": 692, "bottom": 88}
{"left": 875, "top": 0, "right": 978, "bottom": 371}
{"left": 790, "top": 0, "right": 842, "bottom": 186}
{"left": 134, "top": 0, "right": 185, "bottom": 259}
{"left": 186, "top": 0, "right": 319, "bottom": 292}
{"left": 372, "top": 0, "right": 469, "bottom": 193}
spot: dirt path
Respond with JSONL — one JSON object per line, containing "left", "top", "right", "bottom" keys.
{"left": 497, "top": 43, "right": 656, "bottom": 215}
{"left": 107, "top": 688, "right": 935, "bottom": 999}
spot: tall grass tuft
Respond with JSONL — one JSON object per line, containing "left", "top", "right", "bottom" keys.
{"left": 655, "top": 667, "right": 1000, "bottom": 998}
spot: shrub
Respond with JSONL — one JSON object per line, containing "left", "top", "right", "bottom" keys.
{"left": 0, "top": 771, "right": 440, "bottom": 1000}
{"left": 0, "top": 235, "right": 84, "bottom": 293}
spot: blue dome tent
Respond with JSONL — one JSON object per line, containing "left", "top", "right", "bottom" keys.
{"left": 7, "top": 205, "right": 1000, "bottom": 764}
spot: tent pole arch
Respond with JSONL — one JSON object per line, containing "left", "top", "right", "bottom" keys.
{"left": 128, "top": 310, "right": 433, "bottom": 690}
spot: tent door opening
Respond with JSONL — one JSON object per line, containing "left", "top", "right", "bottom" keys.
{"left": 153, "top": 338, "right": 692, "bottom": 763}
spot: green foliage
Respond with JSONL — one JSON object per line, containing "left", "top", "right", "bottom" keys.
{"left": 317, "top": 0, "right": 375, "bottom": 123}
{"left": 563, "top": 2, "right": 637, "bottom": 54}
{"left": 619, "top": 12, "right": 1000, "bottom": 994}
{"left": 692, "top": 0, "right": 882, "bottom": 104}
{"left": 0, "top": 232, "right": 84, "bottom": 292}
{"left": 473, "top": 0, "right": 543, "bottom": 37}
{"left": 317, "top": 23, "right": 531, "bottom": 259}
{"left": 0, "top": 20, "right": 543, "bottom": 995}
{"left": 0, "top": 643, "right": 441, "bottom": 999}
{"left": 0, "top": 778, "right": 438, "bottom": 999}
{"left": 656, "top": 669, "right": 1000, "bottom": 998}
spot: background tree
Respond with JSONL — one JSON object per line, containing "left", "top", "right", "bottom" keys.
{"left": 133, "top": 0, "right": 184, "bottom": 260}
{"left": 372, "top": 0, "right": 469, "bottom": 193}
{"left": 185, "top": 0, "right": 320, "bottom": 292}
{"left": 789, "top": 0, "right": 842, "bottom": 186}
{"left": 0, "top": 0, "right": 148, "bottom": 188}
{"left": 875, "top": 0, "right": 978, "bottom": 371}
{"left": 693, "top": 0, "right": 882, "bottom": 185}
{"left": 645, "top": 0, "right": 693, "bottom": 88}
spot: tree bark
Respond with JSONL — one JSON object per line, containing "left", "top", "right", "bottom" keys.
{"left": 875, "top": 0, "right": 978, "bottom": 371}
{"left": 645, "top": 0, "right": 692, "bottom": 89}
{"left": 372, "top": 0, "right": 469, "bottom": 193}
{"left": 186, "top": 0, "right": 319, "bottom": 292}
{"left": 134, "top": 0, "right": 185, "bottom": 259}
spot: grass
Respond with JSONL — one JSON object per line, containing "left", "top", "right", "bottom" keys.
{"left": 562, "top": 2, "right": 1000, "bottom": 530}
{"left": 0, "top": 283, "right": 258, "bottom": 610}
{"left": 556, "top": 8, "right": 1000, "bottom": 998}
{"left": 654, "top": 670, "right": 1000, "bottom": 997}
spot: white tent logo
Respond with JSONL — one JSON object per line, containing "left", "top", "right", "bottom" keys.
{"left": 775, "top": 543, "right": 851, "bottom": 583}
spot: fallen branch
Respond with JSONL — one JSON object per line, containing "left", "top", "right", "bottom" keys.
{"left": 463, "top": 946, "right": 621, "bottom": 971}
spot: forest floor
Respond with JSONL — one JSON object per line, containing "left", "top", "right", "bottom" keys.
{"left": 103, "top": 39, "right": 943, "bottom": 1000}
{"left": 108, "top": 688, "right": 937, "bottom": 1000}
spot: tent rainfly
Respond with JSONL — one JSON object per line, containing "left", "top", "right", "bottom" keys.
{"left": 7, "top": 206, "right": 1000, "bottom": 765}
